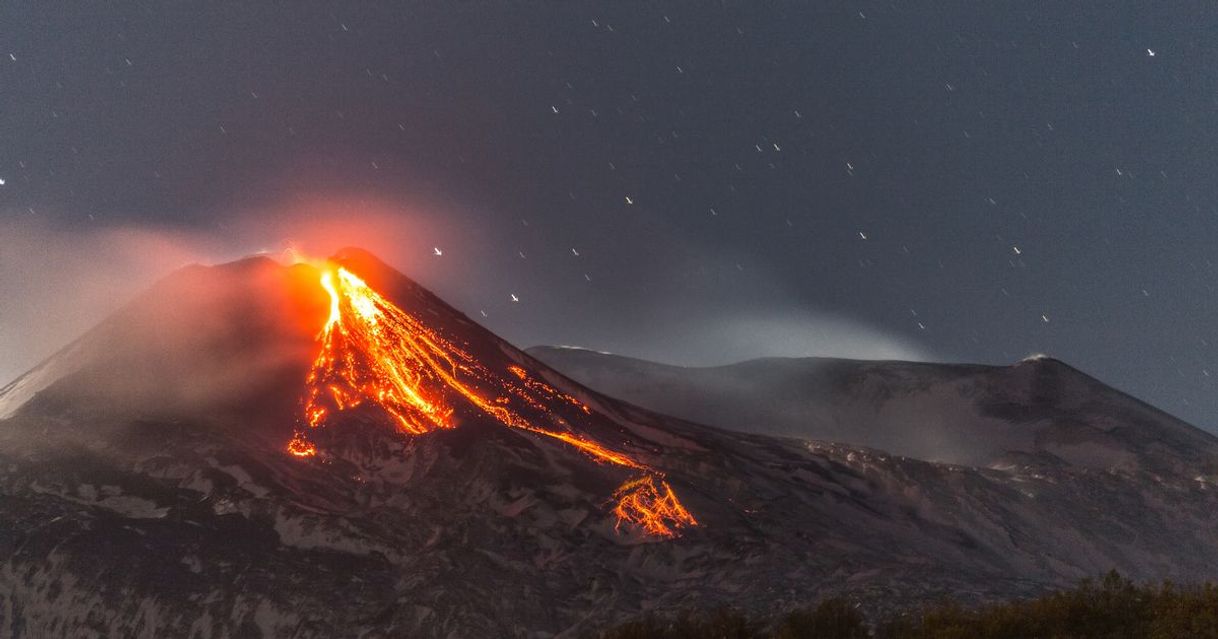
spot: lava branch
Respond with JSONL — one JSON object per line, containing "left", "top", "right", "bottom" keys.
{"left": 612, "top": 476, "right": 698, "bottom": 537}
{"left": 286, "top": 265, "right": 697, "bottom": 538}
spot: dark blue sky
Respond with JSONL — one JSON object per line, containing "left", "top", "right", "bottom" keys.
{"left": 4, "top": 3, "right": 1218, "bottom": 430}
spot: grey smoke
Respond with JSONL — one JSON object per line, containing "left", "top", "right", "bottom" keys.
{"left": 0, "top": 207, "right": 936, "bottom": 387}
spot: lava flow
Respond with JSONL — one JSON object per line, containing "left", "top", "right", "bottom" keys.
{"left": 287, "top": 262, "right": 697, "bottom": 538}
{"left": 612, "top": 476, "right": 698, "bottom": 537}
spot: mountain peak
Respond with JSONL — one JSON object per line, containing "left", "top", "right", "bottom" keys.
{"left": 0, "top": 254, "right": 327, "bottom": 426}
{"left": 2, "top": 250, "right": 700, "bottom": 538}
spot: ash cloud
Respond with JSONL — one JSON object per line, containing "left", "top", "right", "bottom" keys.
{"left": 0, "top": 201, "right": 936, "bottom": 390}
{"left": 484, "top": 221, "right": 936, "bottom": 368}
{"left": 586, "top": 310, "right": 933, "bottom": 368}
{"left": 0, "top": 202, "right": 460, "bottom": 388}
{"left": 0, "top": 217, "right": 219, "bottom": 389}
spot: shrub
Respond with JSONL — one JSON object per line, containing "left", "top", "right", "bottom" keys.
{"left": 600, "top": 607, "right": 757, "bottom": 639}
{"left": 599, "top": 572, "right": 1218, "bottom": 639}
{"left": 774, "top": 597, "right": 869, "bottom": 639}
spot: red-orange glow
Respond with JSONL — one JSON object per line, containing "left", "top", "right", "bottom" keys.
{"left": 299, "top": 267, "right": 456, "bottom": 436}
{"left": 612, "top": 475, "right": 699, "bottom": 538}
{"left": 285, "top": 261, "right": 696, "bottom": 537}
{"left": 320, "top": 270, "right": 341, "bottom": 331}
{"left": 286, "top": 435, "right": 317, "bottom": 457}
{"left": 521, "top": 427, "right": 645, "bottom": 469}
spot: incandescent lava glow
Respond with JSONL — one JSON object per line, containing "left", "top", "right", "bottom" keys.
{"left": 613, "top": 476, "right": 699, "bottom": 538}
{"left": 286, "top": 262, "right": 697, "bottom": 537}
{"left": 286, "top": 437, "right": 317, "bottom": 457}
{"left": 298, "top": 267, "right": 457, "bottom": 437}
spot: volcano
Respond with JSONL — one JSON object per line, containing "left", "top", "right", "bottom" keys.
{"left": 3, "top": 249, "right": 1218, "bottom": 637}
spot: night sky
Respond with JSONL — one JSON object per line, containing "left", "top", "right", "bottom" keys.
{"left": 4, "top": 4, "right": 1218, "bottom": 430}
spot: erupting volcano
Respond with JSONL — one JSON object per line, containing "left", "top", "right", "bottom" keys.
{"left": 287, "top": 258, "right": 696, "bottom": 537}
{"left": 8, "top": 247, "right": 1218, "bottom": 638}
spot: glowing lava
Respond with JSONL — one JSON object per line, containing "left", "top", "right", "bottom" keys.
{"left": 612, "top": 476, "right": 698, "bottom": 537}
{"left": 287, "top": 263, "right": 697, "bottom": 538}
{"left": 300, "top": 268, "right": 458, "bottom": 436}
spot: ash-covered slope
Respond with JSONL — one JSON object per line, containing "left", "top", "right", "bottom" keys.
{"left": 0, "top": 256, "right": 327, "bottom": 425}
{"left": 527, "top": 346, "right": 1218, "bottom": 477}
{"left": 3, "top": 251, "right": 1218, "bottom": 638}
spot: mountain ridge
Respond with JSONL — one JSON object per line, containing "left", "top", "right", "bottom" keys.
{"left": 527, "top": 345, "right": 1218, "bottom": 478}
{"left": 2, "top": 252, "right": 1218, "bottom": 637}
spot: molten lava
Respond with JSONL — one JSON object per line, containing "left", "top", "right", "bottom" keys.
{"left": 287, "top": 262, "right": 697, "bottom": 538}
{"left": 612, "top": 476, "right": 699, "bottom": 537}
{"left": 300, "top": 268, "right": 459, "bottom": 436}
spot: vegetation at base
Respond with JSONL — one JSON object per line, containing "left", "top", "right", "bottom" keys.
{"left": 598, "top": 572, "right": 1218, "bottom": 638}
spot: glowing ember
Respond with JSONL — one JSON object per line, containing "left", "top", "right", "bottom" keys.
{"left": 288, "top": 262, "right": 696, "bottom": 537}
{"left": 286, "top": 435, "right": 316, "bottom": 457}
{"left": 612, "top": 476, "right": 699, "bottom": 538}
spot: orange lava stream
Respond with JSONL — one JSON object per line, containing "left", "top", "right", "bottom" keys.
{"left": 287, "top": 265, "right": 695, "bottom": 537}
{"left": 612, "top": 476, "right": 699, "bottom": 537}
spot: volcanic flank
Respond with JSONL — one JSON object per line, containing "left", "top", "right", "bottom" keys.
{"left": 287, "top": 252, "right": 695, "bottom": 537}
{"left": 4, "top": 248, "right": 1218, "bottom": 637}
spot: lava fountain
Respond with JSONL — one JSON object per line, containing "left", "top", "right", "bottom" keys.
{"left": 287, "top": 263, "right": 697, "bottom": 538}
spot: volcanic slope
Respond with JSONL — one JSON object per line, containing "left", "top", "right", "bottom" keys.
{"left": 528, "top": 346, "right": 1218, "bottom": 477}
{"left": 2, "top": 249, "right": 1218, "bottom": 638}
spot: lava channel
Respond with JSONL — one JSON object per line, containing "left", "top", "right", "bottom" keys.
{"left": 287, "top": 264, "right": 697, "bottom": 538}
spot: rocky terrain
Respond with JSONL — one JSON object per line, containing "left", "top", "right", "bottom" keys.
{"left": 2, "top": 249, "right": 1217, "bottom": 638}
